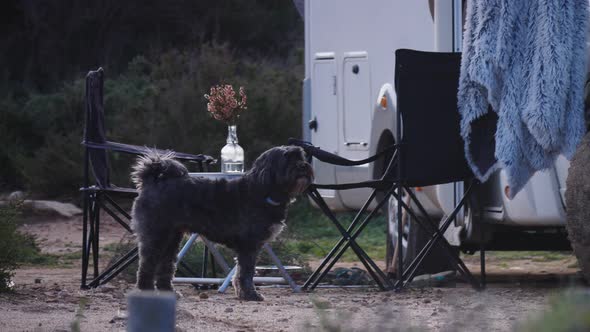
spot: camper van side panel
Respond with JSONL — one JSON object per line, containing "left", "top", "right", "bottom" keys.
{"left": 306, "top": 0, "right": 436, "bottom": 209}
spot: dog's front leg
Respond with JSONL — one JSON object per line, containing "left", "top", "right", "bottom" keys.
{"left": 233, "top": 251, "right": 264, "bottom": 301}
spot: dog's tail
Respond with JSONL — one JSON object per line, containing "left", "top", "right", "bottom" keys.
{"left": 131, "top": 149, "right": 188, "bottom": 190}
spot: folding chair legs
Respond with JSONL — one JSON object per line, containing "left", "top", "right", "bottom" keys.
{"left": 262, "top": 243, "right": 301, "bottom": 292}
{"left": 395, "top": 189, "right": 474, "bottom": 288}
{"left": 173, "top": 235, "right": 299, "bottom": 293}
{"left": 392, "top": 184, "right": 483, "bottom": 290}
{"left": 174, "top": 233, "right": 231, "bottom": 284}
{"left": 405, "top": 186, "right": 481, "bottom": 289}
{"left": 480, "top": 227, "right": 487, "bottom": 289}
{"left": 303, "top": 189, "right": 383, "bottom": 289}
{"left": 81, "top": 193, "right": 90, "bottom": 288}
{"left": 218, "top": 266, "right": 237, "bottom": 293}
{"left": 303, "top": 188, "right": 393, "bottom": 291}
{"left": 216, "top": 244, "right": 300, "bottom": 293}
{"left": 101, "top": 195, "right": 133, "bottom": 232}
{"left": 87, "top": 248, "right": 139, "bottom": 288}
{"left": 80, "top": 191, "right": 138, "bottom": 289}
{"left": 396, "top": 183, "right": 404, "bottom": 286}
{"left": 201, "top": 237, "right": 231, "bottom": 273}
{"left": 92, "top": 197, "right": 100, "bottom": 279}
{"left": 81, "top": 194, "right": 101, "bottom": 282}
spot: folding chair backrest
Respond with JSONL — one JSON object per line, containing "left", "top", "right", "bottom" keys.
{"left": 84, "top": 68, "right": 110, "bottom": 188}
{"left": 394, "top": 49, "right": 473, "bottom": 186}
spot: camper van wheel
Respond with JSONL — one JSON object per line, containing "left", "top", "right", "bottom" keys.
{"left": 385, "top": 191, "right": 410, "bottom": 273}
{"left": 565, "top": 131, "right": 590, "bottom": 283}
{"left": 385, "top": 190, "right": 457, "bottom": 276}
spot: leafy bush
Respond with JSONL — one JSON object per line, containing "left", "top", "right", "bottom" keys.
{"left": 0, "top": 203, "right": 60, "bottom": 291}
{"left": 0, "top": 0, "right": 302, "bottom": 91}
{"left": 0, "top": 43, "right": 303, "bottom": 198}
{"left": 0, "top": 204, "right": 21, "bottom": 291}
{"left": 0, "top": 203, "right": 56, "bottom": 290}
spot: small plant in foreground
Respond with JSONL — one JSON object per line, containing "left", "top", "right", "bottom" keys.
{"left": 515, "top": 290, "right": 590, "bottom": 332}
{"left": 0, "top": 202, "right": 62, "bottom": 291}
{"left": 0, "top": 203, "right": 23, "bottom": 291}
{"left": 70, "top": 297, "right": 88, "bottom": 332}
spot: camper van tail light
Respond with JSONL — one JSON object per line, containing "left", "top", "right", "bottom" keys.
{"left": 380, "top": 95, "right": 388, "bottom": 109}
{"left": 415, "top": 187, "right": 423, "bottom": 192}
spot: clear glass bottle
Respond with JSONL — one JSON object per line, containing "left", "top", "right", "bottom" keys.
{"left": 221, "top": 124, "right": 244, "bottom": 173}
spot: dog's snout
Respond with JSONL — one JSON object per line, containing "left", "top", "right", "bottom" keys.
{"left": 297, "top": 162, "right": 307, "bottom": 169}
{"left": 296, "top": 161, "right": 314, "bottom": 180}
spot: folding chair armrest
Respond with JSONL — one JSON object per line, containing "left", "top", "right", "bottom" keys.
{"left": 175, "top": 152, "right": 216, "bottom": 165}
{"left": 314, "top": 180, "right": 392, "bottom": 191}
{"left": 83, "top": 140, "right": 217, "bottom": 165}
{"left": 83, "top": 140, "right": 145, "bottom": 155}
{"left": 288, "top": 138, "right": 365, "bottom": 166}
{"left": 288, "top": 138, "right": 395, "bottom": 167}
{"left": 287, "top": 138, "right": 316, "bottom": 150}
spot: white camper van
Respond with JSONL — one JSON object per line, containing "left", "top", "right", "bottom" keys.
{"left": 301, "top": 0, "right": 590, "bottom": 277}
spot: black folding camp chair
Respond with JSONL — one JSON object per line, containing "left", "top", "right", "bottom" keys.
{"left": 80, "top": 68, "right": 216, "bottom": 289}
{"left": 289, "top": 49, "right": 486, "bottom": 291}
{"left": 287, "top": 138, "right": 397, "bottom": 290}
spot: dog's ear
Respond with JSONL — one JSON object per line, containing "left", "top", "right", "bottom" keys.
{"left": 256, "top": 165, "right": 273, "bottom": 186}
{"left": 250, "top": 147, "right": 281, "bottom": 185}
{"left": 283, "top": 146, "right": 307, "bottom": 162}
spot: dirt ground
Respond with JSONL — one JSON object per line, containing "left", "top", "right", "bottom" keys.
{"left": 0, "top": 215, "right": 587, "bottom": 332}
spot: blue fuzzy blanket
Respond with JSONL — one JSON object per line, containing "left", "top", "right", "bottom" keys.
{"left": 458, "top": 0, "right": 589, "bottom": 198}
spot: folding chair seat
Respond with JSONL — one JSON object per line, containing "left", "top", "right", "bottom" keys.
{"left": 289, "top": 48, "right": 486, "bottom": 291}
{"left": 80, "top": 68, "right": 215, "bottom": 289}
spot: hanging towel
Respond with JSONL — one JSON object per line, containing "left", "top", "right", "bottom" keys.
{"left": 458, "top": 0, "right": 589, "bottom": 198}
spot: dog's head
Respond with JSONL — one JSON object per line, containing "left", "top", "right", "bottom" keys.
{"left": 249, "top": 146, "right": 314, "bottom": 199}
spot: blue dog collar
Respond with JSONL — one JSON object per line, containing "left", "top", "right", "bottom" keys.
{"left": 265, "top": 196, "right": 282, "bottom": 206}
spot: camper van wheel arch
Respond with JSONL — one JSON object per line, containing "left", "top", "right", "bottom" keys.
{"left": 565, "top": 131, "right": 590, "bottom": 283}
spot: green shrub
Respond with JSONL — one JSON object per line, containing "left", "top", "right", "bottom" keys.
{"left": 0, "top": 204, "right": 21, "bottom": 291}
{"left": 0, "top": 203, "right": 61, "bottom": 291}
{"left": 0, "top": 204, "right": 55, "bottom": 290}
{"left": 516, "top": 291, "right": 590, "bottom": 332}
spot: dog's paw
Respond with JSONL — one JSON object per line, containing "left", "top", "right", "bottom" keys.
{"left": 173, "top": 289, "right": 183, "bottom": 300}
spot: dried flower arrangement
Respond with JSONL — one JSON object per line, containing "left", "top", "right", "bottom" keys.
{"left": 204, "top": 84, "right": 247, "bottom": 124}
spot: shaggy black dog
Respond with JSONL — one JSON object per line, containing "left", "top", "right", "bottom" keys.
{"left": 130, "top": 146, "right": 313, "bottom": 301}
